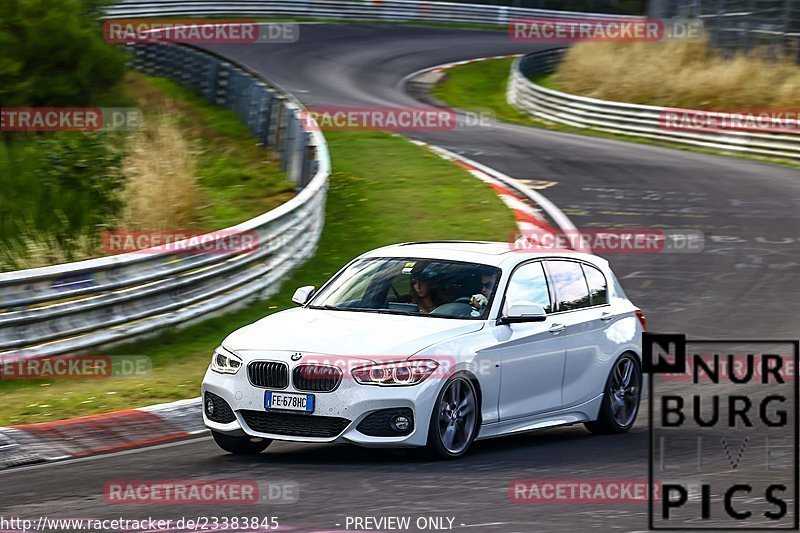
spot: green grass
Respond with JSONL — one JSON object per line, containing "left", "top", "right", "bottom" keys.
{"left": 432, "top": 57, "right": 800, "bottom": 168}
{"left": 530, "top": 74, "right": 557, "bottom": 90}
{"left": 431, "top": 58, "right": 535, "bottom": 126}
{"left": 0, "top": 130, "right": 516, "bottom": 426}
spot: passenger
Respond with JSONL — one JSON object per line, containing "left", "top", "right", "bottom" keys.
{"left": 410, "top": 264, "right": 447, "bottom": 314}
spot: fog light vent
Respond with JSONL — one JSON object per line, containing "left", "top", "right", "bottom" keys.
{"left": 204, "top": 391, "right": 236, "bottom": 423}
{"left": 357, "top": 408, "right": 414, "bottom": 437}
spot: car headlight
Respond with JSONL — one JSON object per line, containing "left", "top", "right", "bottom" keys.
{"left": 352, "top": 359, "right": 439, "bottom": 386}
{"left": 210, "top": 346, "right": 243, "bottom": 374}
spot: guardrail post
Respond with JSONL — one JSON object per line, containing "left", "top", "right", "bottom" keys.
{"left": 282, "top": 114, "right": 297, "bottom": 172}
{"left": 300, "top": 132, "right": 314, "bottom": 189}
{"left": 216, "top": 63, "right": 231, "bottom": 106}
{"left": 259, "top": 90, "right": 275, "bottom": 147}
{"left": 271, "top": 95, "right": 287, "bottom": 158}
{"left": 202, "top": 58, "right": 220, "bottom": 103}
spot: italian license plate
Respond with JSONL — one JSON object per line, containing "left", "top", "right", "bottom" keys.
{"left": 264, "top": 391, "right": 314, "bottom": 413}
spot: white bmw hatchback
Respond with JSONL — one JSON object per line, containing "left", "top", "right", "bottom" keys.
{"left": 202, "top": 241, "right": 645, "bottom": 459}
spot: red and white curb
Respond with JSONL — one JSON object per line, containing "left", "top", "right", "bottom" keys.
{"left": 0, "top": 398, "right": 202, "bottom": 469}
{"left": 411, "top": 140, "right": 580, "bottom": 245}
{"left": 401, "top": 53, "right": 522, "bottom": 84}
{"left": 400, "top": 53, "right": 522, "bottom": 94}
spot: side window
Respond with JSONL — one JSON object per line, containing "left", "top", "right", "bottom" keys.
{"left": 583, "top": 264, "right": 608, "bottom": 306}
{"left": 505, "top": 262, "right": 552, "bottom": 313}
{"left": 545, "top": 260, "right": 591, "bottom": 311}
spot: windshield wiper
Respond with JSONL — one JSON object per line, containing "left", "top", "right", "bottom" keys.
{"left": 333, "top": 307, "right": 419, "bottom": 316}
{"left": 309, "top": 305, "right": 429, "bottom": 317}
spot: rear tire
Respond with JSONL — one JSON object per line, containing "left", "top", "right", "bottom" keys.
{"left": 426, "top": 375, "right": 480, "bottom": 460}
{"left": 211, "top": 430, "right": 272, "bottom": 455}
{"left": 585, "top": 353, "right": 642, "bottom": 435}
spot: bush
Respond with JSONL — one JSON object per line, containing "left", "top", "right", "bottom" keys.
{"left": 0, "top": 133, "right": 125, "bottom": 255}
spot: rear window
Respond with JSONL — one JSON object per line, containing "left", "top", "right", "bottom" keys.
{"left": 545, "top": 260, "right": 591, "bottom": 311}
{"left": 582, "top": 264, "right": 608, "bottom": 306}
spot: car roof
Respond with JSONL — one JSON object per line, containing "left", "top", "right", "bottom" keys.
{"left": 359, "top": 241, "right": 607, "bottom": 269}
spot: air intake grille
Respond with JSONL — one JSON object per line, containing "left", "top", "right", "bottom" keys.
{"left": 248, "top": 361, "right": 289, "bottom": 389}
{"left": 292, "top": 364, "right": 343, "bottom": 392}
{"left": 204, "top": 392, "right": 236, "bottom": 424}
{"left": 240, "top": 410, "right": 350, "bottom": 438}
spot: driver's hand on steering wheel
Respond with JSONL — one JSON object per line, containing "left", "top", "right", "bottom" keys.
{"left": 469, "top": 293, "right": 488, "bottom": 310}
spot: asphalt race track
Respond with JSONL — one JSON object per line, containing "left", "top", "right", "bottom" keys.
{"left": 3, "top": 24, "right": 800, "bottom": 532}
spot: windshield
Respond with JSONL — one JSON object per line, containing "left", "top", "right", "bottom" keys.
{"left": 308, "top": 258, "right": 501, "bottom": 319}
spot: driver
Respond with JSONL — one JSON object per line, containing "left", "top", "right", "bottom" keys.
{"left": 469, "top": 268, "right": 497, "bottom": 311}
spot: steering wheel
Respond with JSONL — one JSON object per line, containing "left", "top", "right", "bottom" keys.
{"left": 429, "top": 302, "right": 475, "bottom": 317}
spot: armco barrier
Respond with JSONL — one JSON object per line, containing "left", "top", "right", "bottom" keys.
{"left": 0, "top": 42, "right": 330, "bottom": 360}
{"left": 1, "top": 3, "right": 632, "bottom": 360}
{"left": 106, "top": 0, "right": 637, "bottom": 24}
{"left": 507, "top": 48, "right": 800, "bottom": 161}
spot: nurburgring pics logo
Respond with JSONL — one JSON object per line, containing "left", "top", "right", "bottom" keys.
{"left": 509, "top": 17, "right": 704, "bottom": 42}
{"left": 1, "top": 108, "right": 142, "bottom": 132}
{"left": 645, "top": 334, "right": 799, "bottom": 529}
{"left": 102, "top": 230, "right": 259, "bottom": 255}
{"left": 103, "top": 19, "right": 299, "bottom": 44}
{"left": 509, "top": 228, "right": 704, "bottom": 254}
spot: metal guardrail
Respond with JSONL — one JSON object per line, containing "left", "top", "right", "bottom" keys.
{"left": 508, "top": 48, "right": 800, "bottom": 161}
{"left": 0, "top": 42, "right": 330, "bottom": 360}
{"left": 106, "top": 0, "right": 638, "bottom": 24}
{"left": 0, "top": 2, "right": 635, "bottom": 360}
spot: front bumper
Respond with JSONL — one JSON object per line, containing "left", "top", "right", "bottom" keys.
{"left": 201, "top": 365, "right": 441, "bottom": 448}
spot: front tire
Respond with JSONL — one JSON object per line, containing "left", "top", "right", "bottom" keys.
{"left": 585, "top": 353, "right": 642, "bottom": 434}
{"left": 211, "top": 430, "right": 272, "bottom": 455}
{"left": 426, "top": 375, "right": 480, "bottom": 460}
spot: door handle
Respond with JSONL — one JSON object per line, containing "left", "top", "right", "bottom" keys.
{"left": 548, "top": 323, "right": 566, "bottom": 334}
{"left": 600, "top": 312, "right": 614, "bottom": 322}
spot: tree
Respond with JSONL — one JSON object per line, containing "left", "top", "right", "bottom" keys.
{"left": 0, "top": 0, "right": 126, "bottom": 107}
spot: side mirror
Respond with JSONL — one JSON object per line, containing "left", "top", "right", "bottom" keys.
{"left": 498, "top": 302, "right": 547, "bottom": 325}
{"left": 292, "top": 286, "right": 315, "bottom": 306}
